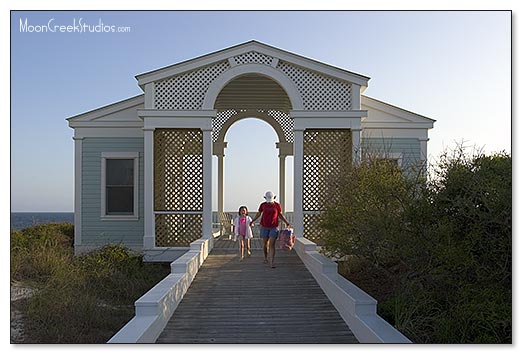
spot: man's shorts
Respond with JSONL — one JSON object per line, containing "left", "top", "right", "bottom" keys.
{"left": 260, "top": 226, "right": 279, "bottom": 238}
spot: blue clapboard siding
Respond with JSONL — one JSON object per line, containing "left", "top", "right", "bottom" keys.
{"left": 361, "top": 138, "right": 422, "bottom": 172}
{"left": 81, "top": 137, "right": 144, "bottom": 249}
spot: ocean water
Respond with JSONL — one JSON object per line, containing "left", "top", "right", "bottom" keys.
{"left": 10, "top": 212, "right": 74, "bottom": 230}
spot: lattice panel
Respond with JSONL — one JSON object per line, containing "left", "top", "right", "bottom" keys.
{"left": 234, "top": 51, "right": 274, "bottom": 66}
{"left": 303, "top": 129, "right": 352, "bottom": 211}
{"left": 154, "top": 129, "right": 203, "bottom": 211}
{"left": 212, "top": 109, "right": 294, "bottom": 143}
{"left": 303, "top": 213, "right": 328, "bottom": 245}
{"left": 155, "top": 214, "right": 203, "bottom": 247}
{"left": 212, "top": 109, "right": 238, "bottom": 142}
{"left": 267, "top": 110, "right": 294, "bottom": 143}
{"left": 277, "top": 60, "right": 352, "bottom": 110}
{"left": 155, "top": 60, "right": 230, "bottom": 110}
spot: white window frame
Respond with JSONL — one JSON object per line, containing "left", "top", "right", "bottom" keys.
{"left": 377, "top": 152, "right": 403, "bottom": 168}
{"left": 101, "top": 152, "right": 139, "bottom": 220}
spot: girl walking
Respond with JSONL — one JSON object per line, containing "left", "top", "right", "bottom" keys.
{"left": 233, "top": 206, "right": 253, "bottom": 261}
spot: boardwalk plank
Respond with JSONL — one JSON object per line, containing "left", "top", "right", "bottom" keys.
{"left": 156, "top": 239, "right": 358, "bottom": 344}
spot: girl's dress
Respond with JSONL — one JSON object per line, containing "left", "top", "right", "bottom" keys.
{"left": 233, "top": 215, "right": 253, "bottom": 242}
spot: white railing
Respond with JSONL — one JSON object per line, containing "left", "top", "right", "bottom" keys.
{"left": 293, "top": 236, "right": 411, "bottom": 343}
{"left": 212, "top": 211, "right": 294, "bottom": 224}
{"left": 108, "top": 237, "right": 213, "bottom": 343}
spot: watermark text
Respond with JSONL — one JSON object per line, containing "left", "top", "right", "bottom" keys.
{"left": 19, "top": 18, "right": 131, "bottom": 33}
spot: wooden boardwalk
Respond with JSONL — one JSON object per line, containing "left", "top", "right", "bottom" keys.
{"left": 212, "top": 236, "right": 265, "bottom": 250}
{"left": 156, "top": 238, "right": 358, "bottom": 344}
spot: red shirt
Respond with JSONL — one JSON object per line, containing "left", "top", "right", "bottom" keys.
{"left": 258, "top": 202, "right": 282, "bottom": 228}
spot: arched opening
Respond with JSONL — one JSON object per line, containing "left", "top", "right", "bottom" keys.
{"left": 210, "top": 73, "right": 295, "bottom": 241}
{"left": 223, "top": 117, "right": 278, "bottom": 212}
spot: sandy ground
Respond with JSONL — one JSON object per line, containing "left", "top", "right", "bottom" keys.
{"left": 10, "top": 281, "right": 35, "bottom": 343}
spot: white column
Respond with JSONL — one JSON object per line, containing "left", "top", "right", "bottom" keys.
{"left": 144, "top": 83, "right": 155, "bottom": 109}
{"left": 73, "top": 137, "right": 83, "bottom": 250}
{"left": 213, "top": 141, "right": 227, "bottom": 218}
{"left": 419, "top": 137, "right": 429, "bottom": 176}
{"left": 217, "top": 154, "right": 225, "bottom": 216}
{"left": 352, "top": 128, "right": 362, "bottom": 164}
{"left": 351, "top": 84, "right": 361, "bottom": 110}
{"left": 276, "top": 141, "right": 293, "bottom": 214}
{"left": 279, "top": 155, "right": 286, "bottom": 213}
{"left": 293, "top": 129, "right": 304, "bottom": 238}
{"left": 143, "top": 128, "right": 155, "bottom": 249}
{"left": 202, "top": 129, "right": 213, "bottom": 239}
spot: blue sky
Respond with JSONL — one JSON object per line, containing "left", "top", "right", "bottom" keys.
{"left": 8, "top": 10, "right": 511, "bottom": 212}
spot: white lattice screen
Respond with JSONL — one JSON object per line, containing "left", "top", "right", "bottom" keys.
{"left": 277, "top": 60, "right": 352, "bottom": 110}
{"left": 154, "top": 129, "right": 203, "bottom": 247}
{"left": 155, "top": 60, "right": 230, "bottom": 110}
{"left": 267, "top": 110, "right": 293, "bottom": 142}
{"left": 212, "top": 109, "right": 294, "bottom": 143}
{"left": 154, "top": 55, "right": 352, "bottom": 112}
{"left": 302, "top": 129, "right": 352, "bottom": 244}
{"left": 212, "top": 109, "right": 237, "bottom": 142}
{"left": 234, "top": 51, "right": 273, "bottom": 66}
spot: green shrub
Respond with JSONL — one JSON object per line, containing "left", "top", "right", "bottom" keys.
{"left": 321, "top": 146, "right": 512, "bottom": 343}
{"left": 320, "top": 158, "right": 414, "bottom": 266}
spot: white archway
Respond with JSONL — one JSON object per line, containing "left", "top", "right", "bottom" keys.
{"left": 208, "top": 69, "right": 296, "bottom": 218}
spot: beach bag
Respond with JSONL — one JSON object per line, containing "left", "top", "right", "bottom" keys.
{"left": 277, "top": 228, "right": 295, "bottom": 251}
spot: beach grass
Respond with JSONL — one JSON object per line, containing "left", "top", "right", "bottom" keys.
{"left": 10, "top": 222, "right": 170, "bottom": 343}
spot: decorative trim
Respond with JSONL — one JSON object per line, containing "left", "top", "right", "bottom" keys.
{"left": 293, "top": 117, "right": 362, "bottom": 131}
{"left": 138, "top": 109, "right": 217, "bottom": 118}
{"left": 227, "top": 57, "right": 237, "bottom": 67}
{"left": 136, "top": 41, "right": 370, "bottom": 88}
{"left": 144, "top": 83, "right": 155, "bottom": 109}
{"left": 74, "top": 127, "right": 143, "bottom": 139}
{"left": 74, "top": 138, "right": 83, "bottom": 248}
{"left": 67, "top": 94, "right": 144, "bottom": 122}
{"left": 362, "top": 95, "right": 435, "bottom": 124}
{"left": 362, "top": 122, "right": 434, "bottom": 129}
{"left": 70, "top": 122, "right": 144, "bottom": 128}
{"left": 362, "top": 128, "right": 429, "bottom": 140}
{"left": 290, "top": 110, "right": 368, "bottom": 118}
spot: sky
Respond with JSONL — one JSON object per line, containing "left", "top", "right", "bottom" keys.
{"left": 7, "top": 9, "right": 512, "bottom": 213}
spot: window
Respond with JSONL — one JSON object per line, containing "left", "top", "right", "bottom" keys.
{"left": 377, "top": 153, "right": 403, "bottom": 168}
{"left": 380, "top": 158, "right": 400, "bottom": 166}
{"left": 101, "top": 152, "right": 139, "bottom": 220}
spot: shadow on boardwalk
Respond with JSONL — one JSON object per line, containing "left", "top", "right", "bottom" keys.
{"left": 156, "top": 243, "right": 358, "bottom": 344}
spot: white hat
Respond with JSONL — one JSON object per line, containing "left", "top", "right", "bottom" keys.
{"left": 264, "top": 191, "right": 276, "bottom": 203}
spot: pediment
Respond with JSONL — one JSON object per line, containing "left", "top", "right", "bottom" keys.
{"left": 67, "top": 95, "right": 144, "bottom": 125}
{"left": 362, "top": 95, "right": 435, "bottom": 128}
{"left": 135, "top": 40, "right": 370, "bottom": 89}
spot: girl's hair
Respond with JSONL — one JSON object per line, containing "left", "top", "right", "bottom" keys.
{"left": 238, "top": 206, "right": 248, "bottom": 215}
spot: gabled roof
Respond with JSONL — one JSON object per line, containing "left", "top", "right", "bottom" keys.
{"left": 67, "top": 94, "right": 144, "bottom": 127}
{"left": 135, "top": 40, "right": 371, "bottom": 89}
{"left": 361, "top": 95, "right": 435, "bottom": 129}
